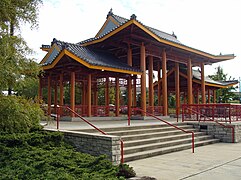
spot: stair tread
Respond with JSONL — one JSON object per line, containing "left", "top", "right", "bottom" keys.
{"left": 124, "top": 135, "right": 214, "bottom": 151}
{"left": 121, "top": 128, "right": 198, "bottom": 138}
{"left": 124, "top": 139, "right": 220, "bottom": 158}
{"left": 124, "top": 131, "right": 207, "bottom": 144}
{"left": 106, "top": 124, "right": 193, "bottom": 134}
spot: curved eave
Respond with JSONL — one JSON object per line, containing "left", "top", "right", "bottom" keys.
{"left": 40, "top": 47, "right": 50, "bottom": 52}
{"left": 42, "top": 49, "right": 142, "bottom": 75}
{"left": 40, "top": 44, "right": 61, "bottom": 64}
{"left": 82, "top": 20, "right": 235, "bottom": 60}
{"left": 193, "top": 79, "right": 238, "bottom": 88}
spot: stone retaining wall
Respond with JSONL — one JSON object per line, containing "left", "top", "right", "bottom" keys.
{"left": 47, "top": 129, "right": 121, "bottom": 165}
{"left": 189, "top": 122, "right": 241, "bottom": 143}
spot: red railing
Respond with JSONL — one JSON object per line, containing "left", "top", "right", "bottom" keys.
{"left": 56, "top": 106, "right": 124, "bottom": 163}
{"left": 130, "top": 107, "right": 195, "bottom": 153}
{"left": 182, "top": 104, "right": 241, "bottom": 123}
{"left": 182, "top": 105, "right": 235, "bottom": 143}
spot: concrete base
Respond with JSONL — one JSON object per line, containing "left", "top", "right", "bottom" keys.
{"left": 60, "top": 115, "right": 171, "bottom": 122}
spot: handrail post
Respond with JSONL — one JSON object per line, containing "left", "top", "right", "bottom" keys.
{"left": 57, "top": 107, "right": 60, "bottom": 130}
{"left": 182, "top": 105, "right": 184, "bottom": 122}
{"left": 192, "top": 132, "right": 194, "bottom": 153}
{"left": 120, "top": 140, "right": 124, "bottom": 164}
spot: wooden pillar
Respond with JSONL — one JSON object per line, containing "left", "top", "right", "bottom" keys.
{"left": 187, "top": 58, "right": 193, "bottom": 105}
{"left": 201, "top": 62, "right": 206, "bottom": 104}
{"left": 105, "top": 77, "right": 109, "bottom": 116}
{"left": 127, "top": 46, "right": 133, "bottom": 117}
{"left": 162, "top": 49, "right": 168, "bottom": 116}
{"left": 133, "top": 78, "right": 137, "bottom": 106}
{"left": 148, "top": 56, "right": 154, "bottom": 112}
{"left": 208, "top": 88, "right": 211, "bottom": 103}
{"left": 87, "top": 74, "right": 91, "bottom": 117}
{"left": 59, "top": 73, "right": 64, "bottom": 106}
{"left": 82, "top": 82, "right": 86, "bottom": 105}
{"left": 115, "top": 77, "right": 120, "bottom": 116}
{"left": 93, "top": 79, "right": 98, "bottom": 106}
{"left": 54, "top": 81, "right": 58, "bottom": 113}
{"left": 70, "top": 71, "right": 75, "bottom": 117}
{"left": 47, "top": 75, "right": 51, "bottom": 116}
{"left": 175, "top": 62, "right": 180, "bottom": 116}
{"left": 38, "top": 76, "right": 42, "bottom": 101}
{"left": 140, "top": 43, "right": 146, "bottom": 115}
{"left": 213, "top": 89, "right": 216, "bottom": 103}
{"left": 197, "top": 88, "right": 200, "bottom": 104}
{"left": 158, "top": 62, "right": 161, "bottom": 106}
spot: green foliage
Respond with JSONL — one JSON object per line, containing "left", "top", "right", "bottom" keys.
{"left": 0, "top": 95, "right": 44, "bottom": 134}
{"left": 0, "top": 130, "right": 130, "bottom": 179}
{"left": 0, "top": 0, "right": 42, "bottom": 93}
{"left": 116, "top": 163, "right": 136, "bottom": 178}
{"left": 208, "top": 66, "right": 236, "bottom": 103}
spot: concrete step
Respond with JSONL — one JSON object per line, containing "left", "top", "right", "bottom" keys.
{"left": 78, "top": 122, "right": 189, "bottom": 133}
{"left": 124, "top": 139, "right": 220, "bottom": 162}
{"left": 124, "top": 131, "right": 207, "bottom": 148}
{"left": 121, "top": 128, "right": 199, "bottom": 141}
{"left": 106, "top": 124, "right": 193, "bottom": 136}
{"left": 124, "top": 135, "right": 214, "bottom": 155}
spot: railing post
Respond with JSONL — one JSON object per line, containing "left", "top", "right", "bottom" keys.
{"left": 182, "top": 105, "right": 184, "bottom": 122}
{"left": 57, "top": 107, "right": 60, "bottom": 130}
{"left": 121, "top": 140, "right": 124, "bottom": 164}
{"left": 229, "top": 104, "right": 231, "bottom": 124}
{"left": 192, "top": 132, "right": 195, "bottom": 153}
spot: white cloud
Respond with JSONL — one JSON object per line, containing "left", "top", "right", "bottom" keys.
{"left": 21, "top": 0, "right": 241, "bottom": 79}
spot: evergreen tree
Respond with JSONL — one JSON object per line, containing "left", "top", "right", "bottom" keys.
{"left": 208, "top": 66, "right": 236, "bottom": 103}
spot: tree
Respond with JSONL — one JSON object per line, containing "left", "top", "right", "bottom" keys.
{"left": 208, "top": 66, "right": 236, "bottom": 103}
{"left": 0, "top": 0, "right": 42, "bottom": 94}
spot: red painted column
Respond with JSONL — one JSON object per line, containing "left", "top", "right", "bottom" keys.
{"left": 133, "top": 78, "right": 137, "bottom": 107}
{"left": 148, "top": 56, "right": 154, "bottom": 113}
{"left": 87, "top": 74, "right": 92, "bottom": 117}
{"left": 201, "top": 62, "right": 206, "bottom": 103}
{"left": 47, "top": 75, "right": 51, "bottom": 116}
{"left": 187, "top": 58, "right": 193, "bottom": 105}
{"left": 158, "top": 62, "right": 161, "bottom": 106}
{"left": 175, "top": 62, "right": 180, "bottom": 116}
{"left": 54, "top": 81, "right": 58, "bottom": 113}
{"left": 140, "top": 43, "right": 146, "bottom": 116}
{"left": 162, "top": 49, "right": 168, "bottom": 116}
{"left": 105, "top": 77, "right": 109, "bottom": 116}
{"left": 70, "top": 71, "right": 75, "bottom": 117}
{"left": 115, "top": 77, "right": 120, "bottom": 116}
{"left": 127, "top": 46, "right": 133, "bottom": 118}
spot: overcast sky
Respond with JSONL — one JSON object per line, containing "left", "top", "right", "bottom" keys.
{"left": 21, "top": 0, "right": 241, "bottom": 80}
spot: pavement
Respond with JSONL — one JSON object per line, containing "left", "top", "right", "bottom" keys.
{"left": 128, "top": 143, "right": 241, "bottom": 180}
{"left": 42, "top": 119, "right": 241, "bottom": 180}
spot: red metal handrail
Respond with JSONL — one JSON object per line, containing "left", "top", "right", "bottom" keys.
{"left": 56, "top": 106, "right": 125, "bottom": 163}
{"left": 182, "top": 106, "right": 235, "bottom": 143}
{"left": 131, "top": 107, "right": 195, "bottom": 153}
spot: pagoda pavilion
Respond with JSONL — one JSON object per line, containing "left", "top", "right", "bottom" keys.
{"left": 39, "top": 9, "right": 237, "bottom": 119}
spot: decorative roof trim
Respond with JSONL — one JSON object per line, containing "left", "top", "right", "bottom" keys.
{"left": 43, "top": 49, "right": 142, "bottom": 75}
{"left": 82, "top": 19, "right": 234, "bottom": 61}
{"left": 40, "top": 44, "right": 61, "bottom": 64}
{"left": 95, "top": 16, "right": 119, "bottom": 38}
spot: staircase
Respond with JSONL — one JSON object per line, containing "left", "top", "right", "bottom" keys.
{"left": 80, "top": 123, "right": 220, "bottom": 162}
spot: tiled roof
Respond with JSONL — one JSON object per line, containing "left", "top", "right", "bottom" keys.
{"left": 78, "top": 12, "right": 181, "bottom": 45}
{"left": 192, "top": 69, "right": 238, "bottom": 86}
{"left": 43, "top": 39, "right": 141, "bottom": 73}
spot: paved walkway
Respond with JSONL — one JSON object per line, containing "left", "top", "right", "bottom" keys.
{"left": 42, "top": 119, "right": 241, "bottom": 180}
{"left": 128, "top": 143, "right": 241, "bottom": 180}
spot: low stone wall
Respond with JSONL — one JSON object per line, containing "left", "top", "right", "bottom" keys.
{"left": 188, "top": 122, "right": 241, "bottom": 143}
{"left": 46, "top": 129, "right": 121, "bottom": 165}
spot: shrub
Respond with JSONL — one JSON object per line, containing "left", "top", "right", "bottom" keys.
{"left": 117, "top": 163, "right": 136, "bottom": 178}
{"left": 0, "top": 95, "right": 44, "bottom": 134}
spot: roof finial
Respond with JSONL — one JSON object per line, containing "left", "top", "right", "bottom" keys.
{"left": 172, "top": 32, "right": 177, "bottom": 39}
{"left": 130, "top": 14, "right": 137, "bottom": 20}
{"left": 107, "top": 8, "right": 113, "bottom": 19}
